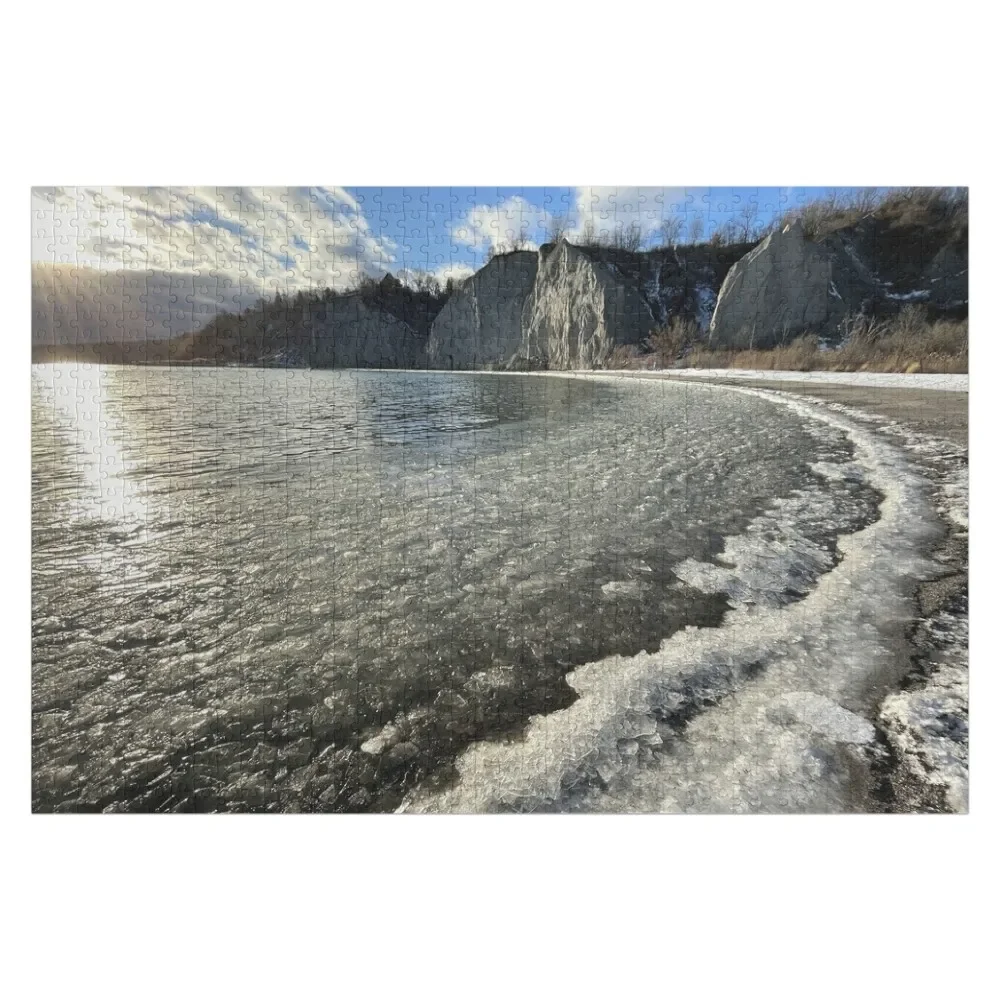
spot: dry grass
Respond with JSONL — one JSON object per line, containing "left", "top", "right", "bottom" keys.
{"left": 683, "top": 336, "right": 823, "bottom": 372}
{"left": 674, "top": 307, "right": 968, "bottom": 374}
{"left": 605, "top": 344, "right": 644, "bottom": 369}
{"left": 780, "top": 187, "right": 968, "bottom": 241}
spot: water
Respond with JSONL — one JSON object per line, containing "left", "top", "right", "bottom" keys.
{"left": 31, "top": 365, "right": 878, "bottom": 812}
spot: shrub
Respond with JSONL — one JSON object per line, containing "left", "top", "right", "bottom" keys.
{"left": 779, "top": 189, "right": 883, "bottom": 237}
{"left": 836, "top": 305, "right": 967, "bottom": 372}
{"left": 876, "top": 187, "right": 968, "bottom": 240}
{"left": 645, "top": 317, "right": 700, "bottom": 367}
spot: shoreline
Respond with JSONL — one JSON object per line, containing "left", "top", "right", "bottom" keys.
{"left": 596, "top": 369, "right": 968, "bottom": 445}
{"left": 612, "top": 369, "right": 968, "bottom": 392}
{"left": 408, "top": 376, "right": 966, "bottom": 813}
{"left": 591, "top": 371, "right": 969, "bottom": 811}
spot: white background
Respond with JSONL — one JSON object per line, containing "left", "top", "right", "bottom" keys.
{"left": 2, "top": 2, "right": 996, "bottom": 997}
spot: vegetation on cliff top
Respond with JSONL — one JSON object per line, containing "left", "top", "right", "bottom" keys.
{"left": 779, "top": 186, "right": 968, "bottom": 242}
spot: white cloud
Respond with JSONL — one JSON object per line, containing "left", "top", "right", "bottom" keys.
{"left": 394, "top": 262, "right": 476, "bottom": 292}
{"left": 569, "top": 187, "right": 697, "bottom": 243}
{"left": 450, "top": 195, "right": 546, "bottom": 253}
{"left": 31, "top": 186, "right": 399, "bottom": 294}
{"left": 448, "top": 188, "right": 707, "bottom": 252}
{"left": 431, "top": 262, "right": 475, "bottom": 285}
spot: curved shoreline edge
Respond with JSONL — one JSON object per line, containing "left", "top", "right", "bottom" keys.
{"left": 406, "top": 373, "right": 969, "bottom": 814}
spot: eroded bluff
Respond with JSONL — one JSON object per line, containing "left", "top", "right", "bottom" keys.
{"left": 517, "top": 241, "right": 656, "bottom": 368}
{"left": 708, "top": 217, "right": 968, "bottom": 348}
{"left": 427, "top": 239, "right": 748, "bottom": 371}
{"left": 427, "top": 251, "right": 537, "bottom": 369}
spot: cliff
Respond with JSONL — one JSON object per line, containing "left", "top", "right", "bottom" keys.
{"left": 515, "top": 240, "right": 655, "bottom": 368}
{"left": 301, "top": 296, "right": 428, "bottom": 368}
{"left": 708, "top": 221, "right": 873, "bottom": 348}
{"left": 709, "top": 209, "right": 968, "bottom": 347}
{"left": 427, "top": 251, "right": 537, "bottom": 369}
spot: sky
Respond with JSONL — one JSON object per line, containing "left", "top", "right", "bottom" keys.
{"left": 32, "top": 186, "right": 860, "bottom": 301}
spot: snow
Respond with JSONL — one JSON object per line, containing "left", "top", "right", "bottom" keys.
{"left": 406, "top": 380, "right": 946, "bottom": 814}
{"left": 658, "top": 369, "right": 968, "bottom": 391}
{"left": 880, "top": 658, "right": 968, "bottom": 812}
{"left": 774, "top": 692, "right": 876, "bottom": 745}
{"left": 694, "top": 285, "right": 717, "bottom": 330}
{"left": 798, "top": 394, "right": 969, "bottom": 812}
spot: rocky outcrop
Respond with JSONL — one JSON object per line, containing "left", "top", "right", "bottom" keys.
{"left": 42, "top": 204, "right": 964, "bottom": 369}
{"left": 427, "top": 251, "right": 537, "bottom": 369}
{"left": 517, "top": 240, "right": 656, "bottom": 368}
{"left": 708, "top": 220, "right": 875, "bottom": 348}
{"left": 642, "top": 242, "right": 753, "bottom": 331}
{"left": 309, "top": 296, "right": 427, "bottom": 368}
{"left": 428, "top": 240, "right": 746, "bottom": 371}
{"left": 708, "top": 213, "right": 968, "bottom": 349}
{"left": 924, "top": 243, "right": 968, "bottom": 308}
{"left": 167, "top": 293, "right": 427, "bottom": 368}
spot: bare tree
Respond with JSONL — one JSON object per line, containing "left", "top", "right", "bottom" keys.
{"left": 849, "top": 188, "right": 882, "bottom": 215}
{"left": 546, "top": 214, "right": 568, "bottom": 243}
{"left": 659, "top": 215, "right": 684, "bottom": 247}
{"left": 487, "top": 225, "right": 530, "bottom": 260}
{"left": 508, "top": 225, "right": 530, "bottom": 251}
{"left": 738, "top": 203, "right": 759, "bottom": 242}
{"left": 581, "top": 219, "right": 598, "bottom": 246}
{"left": 687, "top": 212, "right": 705, "bottom": 244}
{"left": 712, "top": 219, "right": 741, "bottom": 245}
{"left": 613, "top": 220, "right": 643, "bottom": 252}
{"left": 413, "top": 272, "right": 440, "bottom": 295}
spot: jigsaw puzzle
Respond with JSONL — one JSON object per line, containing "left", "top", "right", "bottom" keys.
{"left": 30, "top": 186, "right": 969, "bottom": 813}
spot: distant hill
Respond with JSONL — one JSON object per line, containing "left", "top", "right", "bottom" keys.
{"left": 31, "top": 263, "right": 266, "bottom": 357}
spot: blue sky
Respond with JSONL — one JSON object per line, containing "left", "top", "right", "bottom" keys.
{"left": 32, "top": 186, "right": 864, "bottom": 296}
{"left": 347, "top": 186, "right": 849, "bottom": 276}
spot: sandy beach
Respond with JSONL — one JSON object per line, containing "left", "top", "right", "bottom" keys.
{"left": 589, "top": 370, "right": 969, "bottom": 446}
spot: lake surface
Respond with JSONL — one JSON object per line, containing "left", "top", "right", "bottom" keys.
{"left": 31, "top": 365, "right": 877, "bottom": 812}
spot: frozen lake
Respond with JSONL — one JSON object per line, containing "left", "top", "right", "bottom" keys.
{"left": 32, "top": 365, "right": 892, "bottom": 812}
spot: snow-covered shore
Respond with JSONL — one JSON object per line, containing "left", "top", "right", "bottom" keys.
{"left": 617, "top": 369, "right": 968, "bottom": 392}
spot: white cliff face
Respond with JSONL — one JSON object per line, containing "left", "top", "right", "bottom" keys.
{"left": 708, "top": 221, "right": 845, "bottom": 348}
{"left": 519, "top": 241, "right": 656, "bottom": 368}
{"left": 427, "top": 251, "right": 538, "bottom": 369}
{"left": 707, "top": 220, "right": 887, "bottom": 348}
